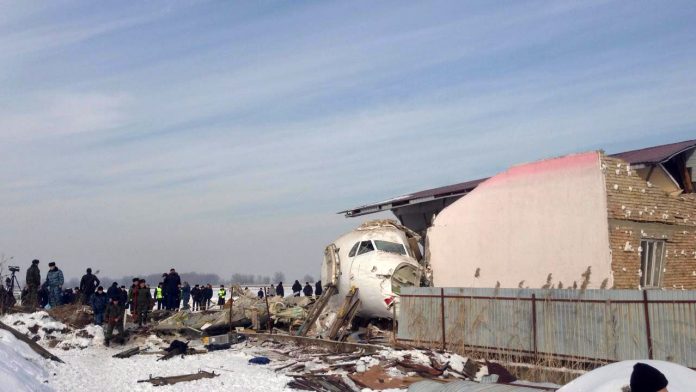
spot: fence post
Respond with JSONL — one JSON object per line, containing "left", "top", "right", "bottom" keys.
{"left": 440, "top": 288, "right": 446, "bottom": 350}
{"left": 642, "top": 290, "right": 654, "bottom": 359}
{"left": 531, "top": 293, "right": 538, "bottom": 361}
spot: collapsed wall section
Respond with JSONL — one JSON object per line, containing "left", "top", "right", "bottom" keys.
{"left": 603, "top": 155, "right": 696, "bottom": 289}
{"left": 427, "top": 151, "right": 613, "bottom": 289}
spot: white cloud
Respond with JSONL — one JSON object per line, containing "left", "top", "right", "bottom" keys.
{"left": 0, "top": 91, "right": 132, "bottom": 142}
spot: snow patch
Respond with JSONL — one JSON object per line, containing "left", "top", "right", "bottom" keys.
{"left": 355, "top": 356, "right": 380, "bottom": 372}
{"left": 0, "top": 330, "right": 52, "bottom": 391}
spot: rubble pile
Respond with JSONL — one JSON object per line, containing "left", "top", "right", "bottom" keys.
{"left": 47, "top": 303, "right": 93, "bottom": 329}
{"left": 240, "top": 336, "right": 496, "bottom": 391}
{"left": 1, "top": 311, "right": 104, "bottom": 350}
{"left": 154, "top": 293, "right": 315, "bottom": 335}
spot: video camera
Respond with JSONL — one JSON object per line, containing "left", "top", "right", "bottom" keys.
{"left": 8, "top": 266, "right": 20, "bottom": 273}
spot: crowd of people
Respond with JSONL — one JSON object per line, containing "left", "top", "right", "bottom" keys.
{"left": 14, "top": 259, "right": 323, "bottom": 345}
{"left": 254, "top": 280, "right": 322, "bottom": 299}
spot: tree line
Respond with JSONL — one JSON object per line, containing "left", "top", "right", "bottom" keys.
{"left": 64, "top": 271, "right": 317, "bottom": 288}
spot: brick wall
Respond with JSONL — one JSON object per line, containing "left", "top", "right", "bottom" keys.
{"left": 603, "top": 155, "right": 696, "bottom": 289}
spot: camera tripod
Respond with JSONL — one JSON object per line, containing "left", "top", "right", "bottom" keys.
{"left": 5, "top": 268, "right": 22, "bottom": 294}
{"left": 1, "top": 269, "right": 22, "bottom": 310}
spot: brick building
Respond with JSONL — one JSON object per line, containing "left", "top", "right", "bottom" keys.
{"left": 605, "top": 142, "right": 696, "bottom": 289}
{"left": 342, "top": 140, "right": 696, "bottom": 289}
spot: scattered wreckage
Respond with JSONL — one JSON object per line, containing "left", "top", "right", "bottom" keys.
{"left": 137, "top": 370, "right": 219, "bottom": 386}
{"left": 0, "top": 287, "right": 561, "bottom": 391}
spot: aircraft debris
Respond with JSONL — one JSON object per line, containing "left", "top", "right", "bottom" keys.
{"left": 157, "top": 339, "right": 190, "bottom": 361}
{"left": 137, "top": 370, "right": 218, "bottom": 386}
{"left": 112, "top": 346, "right": 141, "bottom": 358}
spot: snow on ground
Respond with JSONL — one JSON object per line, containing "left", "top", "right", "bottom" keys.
{"left": 45, "top": 344, "right": 293, "bottom": 392}
{"left": 0, "top": 330, "right": 52, "bottom": 392}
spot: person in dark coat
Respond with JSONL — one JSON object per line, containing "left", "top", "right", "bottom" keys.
{"left": 203, "top": 284, "right": 213, "bottom": 310}
{"left": 119, "top": 286, "right": 129, "bottom": 312}
{"left": 292, "top": 280, "right": 302, "bottom": 297}
{"left": 160, "top": 273, "right": 168, "bottom": 307}
{"left": 127, "top": 278, "right": 139, "bottom": 315}
{"left": 104, "top": 298, "right": 125, "bottom": 346}
{"left": 45, "top": 262, "right": 64, "bottom": 307}
{"left": 181, "top": 282, "right": 191, "bottom": 310}
{"left": 164, "top": 269, "right": 181, "bottom": 310}
{"left": 90, "top": 286, "right": 108, "bottom": 325}
{"left": 315, "top": 280, "right": 322, "bottom": 297}
{"left": 38, "top": 284, "right": 49, "bottom": 308}
{"left": 303, "top": 282, "right": 313, "bottom": 297}
{"left": 190, "top": 284, "right": 200, "bottom": 311}
{"left": 25, "top": 259, "right": 41, "bottom": 309}
{"left": 133, "top": 279, "right": 152, "bottom": 327}
{"left": 257, "top": 288, "right": 264, "bottom": 298}
{"left": 199, "top": 284, "right": 207, "bottom": 310}
{"left": 79, "top": 268, "right": 100, "bottom": 305}
{"left": 107, "top": 282, "right": 120, "bottom": 301}
{"left": 61, "top": 288, "right": 74, "bottom": 304}
{"left": 275, "top": 282, "right": 284, "bottom": 298}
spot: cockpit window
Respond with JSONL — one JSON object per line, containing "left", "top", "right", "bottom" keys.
{"left": 357, "top": 241, "right": 375, "bottom": 255}
{"left": 374, "top": 240, "right": 407, "bottom": 255}
{"left": 348, "top": 242, "right": 359, "bottom": 257}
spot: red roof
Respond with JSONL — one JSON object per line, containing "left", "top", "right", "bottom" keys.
{"left": 341, "top": 139, "right": 696, "bottom": 217}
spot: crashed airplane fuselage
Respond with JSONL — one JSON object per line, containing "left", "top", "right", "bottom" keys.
{"left": 321, "top": 220, "right": 424, "bottom": 319}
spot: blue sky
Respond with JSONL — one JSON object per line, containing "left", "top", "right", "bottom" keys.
{"left": 1, "top": 0, "right": 695, "bottom": 281}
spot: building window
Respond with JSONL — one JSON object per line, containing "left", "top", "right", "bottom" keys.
{"left": 640, "top": 240, "right": 665, "bottom": 288}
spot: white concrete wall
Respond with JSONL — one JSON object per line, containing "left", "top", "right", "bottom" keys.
{"left": 427, "top": 151, "right": 613, "bottom": 289}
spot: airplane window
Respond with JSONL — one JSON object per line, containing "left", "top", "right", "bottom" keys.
{"left": 348, "top": 242, "right": 359, "bottom": 257}
{"left": 374, "top": 240, "right": 407, "bottom": 255}
{"left": 357, "top": 241, "right": 374, "bottom": 255}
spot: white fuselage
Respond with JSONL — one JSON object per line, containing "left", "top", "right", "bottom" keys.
{"left": 321, "top": 225, "right": 421, "bottom": 319}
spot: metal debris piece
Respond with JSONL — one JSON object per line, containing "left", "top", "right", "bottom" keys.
{"left": 348, "top": 365, "right": 426, "bottom": 390}
{"left": 326, "top": 288, "right": 360, "bottom": 340}
{"left": 137, "top": 370, "right": 218, "bottom": 386}
{"left": 297, "top": 284, "right": 337, "bottom": 337}
{"left": 112, "top": 346, "right": 141, "bottom": 358}
{"left": 288, "top": 374, "right": 359, "bottom": 392}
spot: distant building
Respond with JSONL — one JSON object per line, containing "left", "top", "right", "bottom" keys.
{"left": 342, "top": 140, "right": 696, "bottom": 289}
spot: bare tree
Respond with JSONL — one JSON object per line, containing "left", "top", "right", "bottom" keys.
{"left": 302, "top": 274, "right": 315, "bottom": 283}
{"left": 272, "top": 271, "right": 285, "bottom": 283}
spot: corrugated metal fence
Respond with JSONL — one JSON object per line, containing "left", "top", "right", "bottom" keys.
{"left": 397, "top": 287, "right": 696, "bottom": 368}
